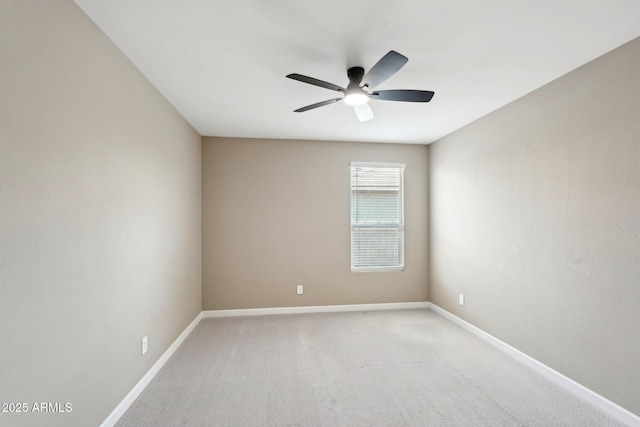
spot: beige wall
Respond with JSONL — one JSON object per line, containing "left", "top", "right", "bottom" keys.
{"left": 202, "top": 137, "right": 428, "bottom": 310}
{"left": 0, "top": 1, "right": 202, "bottom": 426}
{"left": 429, "top": 37, "right": 640, "bottom": 414}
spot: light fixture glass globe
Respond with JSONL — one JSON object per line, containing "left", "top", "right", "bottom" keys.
{"left": 343, "top": 92, "right": 369, "bottom": 106}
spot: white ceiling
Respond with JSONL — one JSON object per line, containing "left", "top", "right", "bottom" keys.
{"left": 73, "top": 0, "right": 640, "bottom": 144}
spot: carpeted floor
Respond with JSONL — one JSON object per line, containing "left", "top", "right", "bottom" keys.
{"left": 116, "top": 309, "right": 627, "bottom": 426}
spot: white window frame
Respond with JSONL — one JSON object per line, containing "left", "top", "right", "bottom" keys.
{"left": 350, "top": 162, "right": 405, "bottom": 272}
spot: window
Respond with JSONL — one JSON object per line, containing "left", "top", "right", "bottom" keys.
{"left": 350, "top": 162, "right": 405, "bottom": 272}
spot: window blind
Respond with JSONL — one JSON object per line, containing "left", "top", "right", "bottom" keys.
{"left": 350, "top": 162, "right": 405, "bottom": 272}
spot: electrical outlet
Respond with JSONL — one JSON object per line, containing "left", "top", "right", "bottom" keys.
{"left": 296, "top": 285, "right": 303, "bottom": 295}
{"left": 142, "top": 336, "right": 148, "bottom": 355}
{"left": 459, "top": 294, "right": 465, "bottom": 306}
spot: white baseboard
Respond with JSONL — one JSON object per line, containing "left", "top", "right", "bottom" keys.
{"left": 428, "top": 303, "right": 640, "bottom": 427}
{"left": 100, "top": 312, "right": 203, "bottom": 427}
{"left": 201, "top": 301, "right": 430, "bottom": 318}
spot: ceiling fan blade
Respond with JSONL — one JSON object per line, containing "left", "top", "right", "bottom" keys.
{"left": 294, "top": 98, "right": 342, "bottom": 112}
{"left": 362, "top": 51, "right": 408, "bottom": 89}
{"left": 286, "top": 74, "right": 345, "bottom": 92}
{"left": 371, "top": 90, "right": 435, "bottom": 102}
{"left": 354, "top": 103, "right": 374, "bottom": 122}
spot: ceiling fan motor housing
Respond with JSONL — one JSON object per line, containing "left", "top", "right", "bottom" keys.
{"left": 347, "top": 66, "right": 365, "bottom": 87}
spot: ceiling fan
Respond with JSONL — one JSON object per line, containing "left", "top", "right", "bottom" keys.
{"left": 286, "top": 50, "right": 434, "bottom": 122}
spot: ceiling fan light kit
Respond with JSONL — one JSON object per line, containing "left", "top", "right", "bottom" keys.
{"left": 343, "top": 67, "right": 369, "bottom": 106}
{"left": 286, "top": 50, "right": 434, "bottom": 122}
{"left": 343, "top": 92, "right": 369, "bottom": 106}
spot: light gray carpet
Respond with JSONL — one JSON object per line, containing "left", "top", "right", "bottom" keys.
{"left": 116, "top": 309, "right": 627, "bottom": 426}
